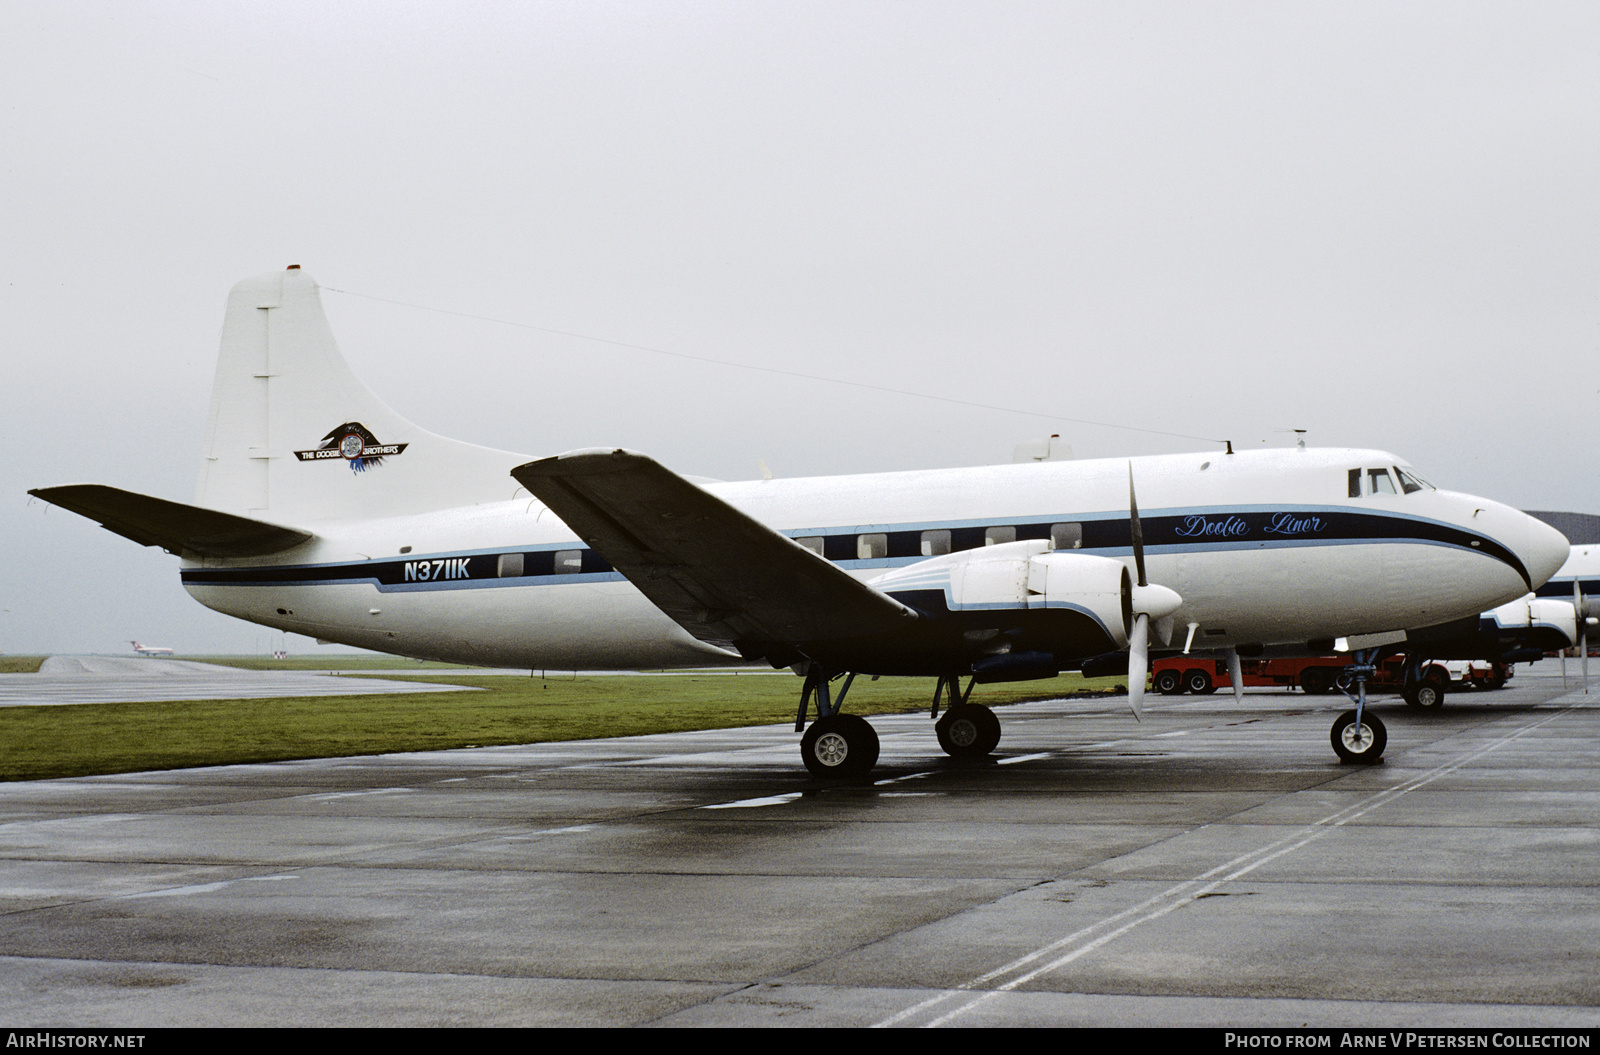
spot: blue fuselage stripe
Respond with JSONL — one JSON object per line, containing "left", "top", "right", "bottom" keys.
{"left": 180, "top": 507, "right": 1530, "bottom": 592}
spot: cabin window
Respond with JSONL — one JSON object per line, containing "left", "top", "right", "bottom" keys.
{"left": 497, "top": 553, "right": 525, "bottom": 577}
{"left": 554, "top": 549, "right": 584, "bottom": 573}
{"left": 1368, "top": 468, "right": 1397, "bottom": 495}
{"left": 857, "top": 533, "right": 888, "bottom": 559}
{"left": 794, "top": 536, "right": 824, "bottom": 556}
{"left": 1348, "top": 469, "right": 1362, "bottom": 498}
{"left": 1050, "top": 523, "right": 1083, "bottom": 550}
{"left": 920, "top": 529, "right": 951, "bottom": 556}
{"left": 984, "top": 526, "right": 1016, "bottom": 547}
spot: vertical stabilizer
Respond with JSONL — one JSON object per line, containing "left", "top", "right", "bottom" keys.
{"left": 196, "top": 268, "right": 527, "bottom": 522}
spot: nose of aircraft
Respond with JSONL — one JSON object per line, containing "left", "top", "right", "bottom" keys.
{"left": 1520, "top": 512, "right": 1571, "bottom": 589}
{"left": 1445, "top": 493, "right": 1570, "bottom": 594}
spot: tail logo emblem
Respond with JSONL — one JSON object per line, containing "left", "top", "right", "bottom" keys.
{"left": 295, "top": 422, "right": 409, "bottom": 473}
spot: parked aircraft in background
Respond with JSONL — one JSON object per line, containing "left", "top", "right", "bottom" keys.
{"left": 1536, "top": 544, "right": 1600, "bottom": 625}
{"left": 129, "top": 641, "right": 174, "bottom": 657}
{"left": 31, "top": 268, "right": 1570, "bottom": 774}
{"left": 1536, "top": 543, "right": 1600, "bottom": 681}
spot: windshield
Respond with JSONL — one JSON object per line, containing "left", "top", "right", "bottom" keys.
{"left": 1395, "top": 466, "right": 1434, "bottom": 494}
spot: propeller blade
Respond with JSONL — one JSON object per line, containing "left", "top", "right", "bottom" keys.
{"left": 1127, "top": 612, "right": 1148, "bottom": 722}
{"left": 1128, "top": 464, "right": 1147, "bottom": 587}
{"left": 1579, "top": 580, "right": 1589, "bottom": 692}
{"left": 1227, "top": 647, "right": 1244, "bottom": 704}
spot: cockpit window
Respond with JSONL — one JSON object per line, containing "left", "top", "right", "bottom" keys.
{"left": 1351, "top": 465, "right": 1434, "bottom": 498}
{"left": 1395, "top": 467, "right": 1433, "bottom": 494}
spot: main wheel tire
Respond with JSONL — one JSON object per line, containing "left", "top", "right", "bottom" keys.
{"left": 1184, "top": 668, "right": 1215, "bottom": 695}
{"left": 1404, "top": 669, "right": 1447, "bottom": 710}
{"left": 1299, "top": 667, "right": 1332, "bottom": 695}
{"left": 935, "top": 703, "right": 1001, "bottom": 758}
{"left": 801, "top": 714, "right": 880, "bottom": 778}
{"left": 1331, "top": 709, "right": 1387, "bottom": 764}
{"left": 1153, "top": 669, "right": 1184, "bottom": 695}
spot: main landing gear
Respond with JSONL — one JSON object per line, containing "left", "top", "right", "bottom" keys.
{"left": 800, "top": 714, "right": 879, "bottom": 778}
{"left": 795, "top": 668, "right": 878, "bottom": 777}
{"left": 1331, "top": 648, "right": 1387, "bottom": 765}
{"left": 794, "top": 668, "right": 1003, "bottom": 778}
{"left": 1401, "top": 658, "right": 1448, "bottom": 710}
{"left": 931, "top": 673, "right": 1001, "bottom": 758}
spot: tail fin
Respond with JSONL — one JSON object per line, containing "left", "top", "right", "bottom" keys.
{"left": 196, "top": 267, "right": 526, "bottom": 522}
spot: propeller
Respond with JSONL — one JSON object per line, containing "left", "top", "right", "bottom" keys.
{"left": 1576, "top": 580, "right": 1590, "bottom": 692}
{"left": 1126, "top": 465, "right": 1183, "bottom": 721}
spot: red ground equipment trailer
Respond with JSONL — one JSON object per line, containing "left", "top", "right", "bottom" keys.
{"left": 1149, "top": 654, "right": 1508, "bottom": 708}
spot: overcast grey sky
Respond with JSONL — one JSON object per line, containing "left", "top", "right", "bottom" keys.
{"left": 5, "top": 1, "right": 1598, "bottom": 655}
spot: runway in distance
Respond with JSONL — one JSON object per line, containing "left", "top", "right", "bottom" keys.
{"left": 31, "top": 268, "right": 1570, "bottom": 775}
{"left": 129, "top": 641, "right": 174, "bottom": 657}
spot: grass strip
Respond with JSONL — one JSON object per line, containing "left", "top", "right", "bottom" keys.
{"left": 0, "top": 672, "right": 1124, "bottom": 781}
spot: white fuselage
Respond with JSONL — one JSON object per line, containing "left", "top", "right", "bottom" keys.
{"left": 179, "top": 447, "right": 1568, "bottom": 671}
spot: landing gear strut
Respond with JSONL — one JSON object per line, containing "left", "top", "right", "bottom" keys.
{"left": 1331, "top": 647, "right": 1387, "bottom": 764}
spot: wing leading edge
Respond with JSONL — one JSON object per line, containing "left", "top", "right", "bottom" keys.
{"left": 510, "top": 449, "right": 917, "bottom": 663}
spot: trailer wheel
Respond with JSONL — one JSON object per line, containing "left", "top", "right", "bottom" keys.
{"left": 1299, "top": 667, "right": 1332, "bottom": 695}
{"left": 1153, "top": 669, "right": 1184, "bottom": 695}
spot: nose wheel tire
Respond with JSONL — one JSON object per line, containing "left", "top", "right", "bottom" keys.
{"left": 1331, "top": 709, "right": 1387, "bottom": 764}
{"left": 936, "top": 703, "right": 1001, "bottom": 758}
{"left": 801, "top": 714, "right": 880, "bottom": 778}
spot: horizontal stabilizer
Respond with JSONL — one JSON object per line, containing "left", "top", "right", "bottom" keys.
{"left": 29, "top": 485, "right": 313, "bottom": 558}
{"left": 511, "top": 449, "right": 916, "bottom": 650}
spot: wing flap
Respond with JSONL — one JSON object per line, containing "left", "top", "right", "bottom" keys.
{"left": 29, "top": 484, "right": 314, "bottom": 558}
{"left": 511, "top": 449, "right": 916, "bottom": 649}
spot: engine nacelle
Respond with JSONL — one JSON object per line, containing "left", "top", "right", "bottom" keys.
{"left": 868, "top": 540, "right": 1133, "bottom": 649}
{"left": 1487, "top": 596, "right": 1578, "bottom": 649}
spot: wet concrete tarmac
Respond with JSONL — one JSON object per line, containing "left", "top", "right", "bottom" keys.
{"left": 1, "top": 669, "right": 1596, "bottom": 1026}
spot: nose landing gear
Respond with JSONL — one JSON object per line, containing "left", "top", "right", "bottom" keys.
{"left": 1331, "top": 648, "right": 1387, "bottom": 764}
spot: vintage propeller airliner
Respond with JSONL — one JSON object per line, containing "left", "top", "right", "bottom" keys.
{"left": 31, "top": 268, "right": 1569, "bottom": 775}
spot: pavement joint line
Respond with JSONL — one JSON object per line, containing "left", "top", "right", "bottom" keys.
{"left": 874, "top": 698, "right": 1588, "bottom": 1028}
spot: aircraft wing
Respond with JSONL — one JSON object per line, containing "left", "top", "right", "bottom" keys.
{"left": 28, "top": 484, "right": 313, "bottom": 558}
{"left": 511, "top": 449, "right": 917, "bottom": 655}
